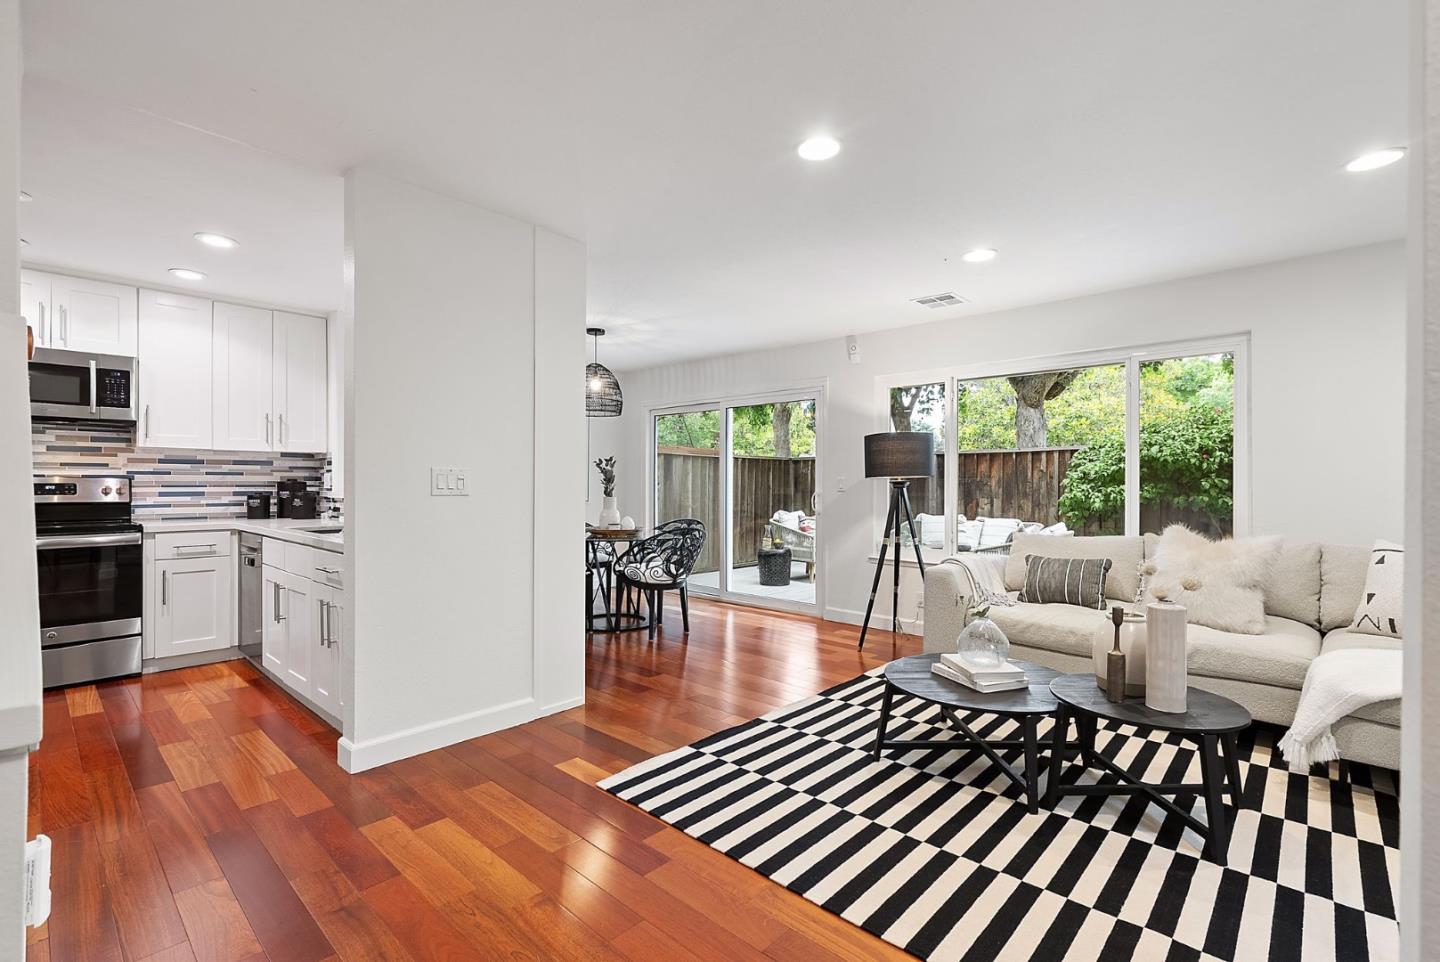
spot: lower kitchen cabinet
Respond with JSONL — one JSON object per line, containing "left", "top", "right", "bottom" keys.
{"left": 153, "top": 556, "right": 234, "bottom": 658}
{"left": 311, "top": 583, "right": 344, "bottom": 717}
{"left": 261, "top": 556, "right": 343, "bottom": 719}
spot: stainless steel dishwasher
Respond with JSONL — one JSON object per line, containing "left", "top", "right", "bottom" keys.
{"left": 238, "top": 533, "right": 263, "bottom": 662}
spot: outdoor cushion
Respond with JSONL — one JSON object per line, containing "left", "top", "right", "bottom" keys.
{"left": 1263, "top": 541, "right": 1322, "bottom": 629}
{"left": 1320, "top": 543, "right": 1373, "bottom": 631}
{"left": 1184, "top": 616, "right": 1320, "bottom": 690}
{"left": 1005, "top": 534, "right": 1144, "bottom": 601}
{"left": 987, "top": 601, "right": 1107, "bottom": 659}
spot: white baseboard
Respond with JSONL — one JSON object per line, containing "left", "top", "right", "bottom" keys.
{"left": 338, "top": 696, "right": 539, "bottom": 773}
{"left": 825, "top": 606, "right": 924, "bottom": 635}
{"left": 538, "top": 694, "right": 586, "bottom": 716}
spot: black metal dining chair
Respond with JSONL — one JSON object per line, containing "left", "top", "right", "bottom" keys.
{"left": 615, "top": 519, "right": 706, "bottom": 639}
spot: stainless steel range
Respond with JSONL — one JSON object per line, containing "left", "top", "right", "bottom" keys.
{"left": 35, "top": 476, "right": 143, "bottom": 688}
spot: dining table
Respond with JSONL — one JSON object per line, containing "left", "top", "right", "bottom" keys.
{"left": 586, "top": 527, "right": 651, "bottom": 633}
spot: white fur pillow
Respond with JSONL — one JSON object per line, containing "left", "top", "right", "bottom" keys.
{"left": 1139, "top": 525, "right": 1282, "bottom": 634}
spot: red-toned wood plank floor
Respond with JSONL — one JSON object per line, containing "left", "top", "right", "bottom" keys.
{"left": 27, "top": 597, "right": 923, "bottom": 962}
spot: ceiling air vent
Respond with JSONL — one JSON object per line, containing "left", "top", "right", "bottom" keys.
{"left": 911, "top": 292, "right": 968, "bottom": 309}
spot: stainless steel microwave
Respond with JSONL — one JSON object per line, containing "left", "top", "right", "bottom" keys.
{"left": 29, "top": 347, "right": 138, "bottom": 422}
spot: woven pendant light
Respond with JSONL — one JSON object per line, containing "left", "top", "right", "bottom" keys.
{"left": 586, "top": 327, "right": 623, "bottom": 417}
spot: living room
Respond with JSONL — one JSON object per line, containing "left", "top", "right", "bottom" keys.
{"left": 7, "top": 2, "right": 1440, "bottom": 962}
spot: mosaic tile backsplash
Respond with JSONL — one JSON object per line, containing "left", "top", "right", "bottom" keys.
{"left": 32, "top": 420, "right": 330, "bottom": 521}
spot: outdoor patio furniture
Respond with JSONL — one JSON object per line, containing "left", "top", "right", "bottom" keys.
{"left": 757, "top": 546, "right": 793, "bottom": 586}
{"left": 763, "top": 510, "right": 816, "bottom": 579}
{"left": 617, "top": 519, "right": 707, "bottom": 639}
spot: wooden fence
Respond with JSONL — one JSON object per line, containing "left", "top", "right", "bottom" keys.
{"left": 654, "top": 445, "right": 1226, "bottom": 568}
{"left": 656, "top": 448, "right": 815, "bottom": 572}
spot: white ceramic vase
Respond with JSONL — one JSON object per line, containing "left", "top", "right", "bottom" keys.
{"left": 599, "top": 496, "right": 621, "bottom": 527}
{"left": 1144, "top": 600, "right": 1188, "bottom": 713}
{"left": 1092, "top": 608, "right": 1147, "bottom": 696}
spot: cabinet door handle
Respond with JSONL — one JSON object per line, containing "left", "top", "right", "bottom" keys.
{"left": 329, "top": 604, "right": 340, "bottom": 648}
{"left": 318, "top": 600, "right": 328, "bottom": 647}
{"left": 265, "top": 413, "right": 272, "bottom": 447}
{"left": 161, "top": 570, "right": 168, "bottom": 608}
{"left": 38, "top": 303, "right": 45, "bottom": 344}
{"left": 273, "top": 581, "right": 285, "bottom": 622}
{"left": 144, "top": 404, "right": 151, "bottom": 441}
{"left": 59, "top": 304, "right": 67, "bottom": 344}
{"left": 173, "top": 543, "right": 216, "bottom": 553}
{"left": 279, "top": 413, "right": 285, "bottom": 446}
{"left": 314, "top": 566, "right": 339, "bottom": 575}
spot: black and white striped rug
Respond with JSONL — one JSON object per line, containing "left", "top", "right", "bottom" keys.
{"left": 600, "top": 671, "right": 1400, "bottom": 962}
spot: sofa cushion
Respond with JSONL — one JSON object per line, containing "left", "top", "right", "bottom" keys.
{"left": 1140, "top": 526, "right": 1281, "bottom": 634}
{"left": 1004, "top": 534, "right": 1143, "bottom": 601}
{"left": 1321, "top": 626, "right": 1403, "bottom": 656}
{"left": 1321, "top": 543, "right": 1372, "bottom": 631}
{"left": 1184, "top": 616, "right": 1320, "bottom": 690}
{"left": 988, "top": 601, "right": 1106, "bottom": 659}
{"left": 1016, "top": 555, "right": 1112, "bottom": 609}
{"left": 1264, "top": 541, "right": 1322, "bottom": 629}
{"left": 1350, "top": 541, "right": 1405, "bottom": 639}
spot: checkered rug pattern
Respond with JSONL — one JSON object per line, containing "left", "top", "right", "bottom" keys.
{"left": 600, "top": 672, "right": 1400, "bottom": 962}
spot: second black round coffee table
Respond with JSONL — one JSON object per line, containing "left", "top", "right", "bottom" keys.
{"left": 875, "top": 654, "right": 1061, "bottom": 813}
{"left": 1045, "top": 673, "right": 1251, "bottom": 863}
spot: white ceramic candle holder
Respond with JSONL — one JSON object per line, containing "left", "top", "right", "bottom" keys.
{"left": 1144, "top": 600, "right": 1188, "bottom": 713}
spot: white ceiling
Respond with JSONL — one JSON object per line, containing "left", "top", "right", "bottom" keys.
{"left": 20, "top": 1, "right": 1408, "bottom": 367}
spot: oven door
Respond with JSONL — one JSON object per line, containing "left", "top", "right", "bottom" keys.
{"left": 29, "top": 348, "right": 137, "bottom": 422}
{"left": 35, "top": 531, "right": 143, "bottom": 646}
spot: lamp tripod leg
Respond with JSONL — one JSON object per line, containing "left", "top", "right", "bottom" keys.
{"left": 859, "top": 491, "right": 898, "bottom": 650}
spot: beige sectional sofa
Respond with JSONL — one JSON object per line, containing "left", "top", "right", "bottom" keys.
{"left": 922, "top": 533, "right": 1401, "bottom": 770}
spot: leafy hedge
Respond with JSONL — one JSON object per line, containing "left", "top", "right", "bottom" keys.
{"left": 1057, "top": 403, "right": 1234, "bottom": 530}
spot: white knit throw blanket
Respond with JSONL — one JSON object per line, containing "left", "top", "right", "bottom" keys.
{"left": 1278, "top": 648, "right": 1402, "bottom": 772}
{"left": 940, "top": 554, "right": 1015, "bottom": 612}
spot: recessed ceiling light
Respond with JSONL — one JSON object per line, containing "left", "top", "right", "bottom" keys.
{"left": 961, "top": 248, "right": 997, "bottom": 264}
{"left": 168, "top": 268, "right": 206, "bottom": 281}
{"left": 797, "top": 136, "right": 841, "bottom": 161}
{"left": 194, "top": 232, "right": 239, "bottom": 249}
{"left": 18, "top": 191, "right": 31, "bottom": 202}
{"left": 1345, "top": 148, "right": 1406, "bottom": 172}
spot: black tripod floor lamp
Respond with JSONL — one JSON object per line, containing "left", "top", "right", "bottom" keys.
{"left": 858, "top": 432, "right": 936, "bottom": 650}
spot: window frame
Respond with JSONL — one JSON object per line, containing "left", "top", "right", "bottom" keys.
{"left": 874, "top": 334, "right": 1250, "bottom": 555}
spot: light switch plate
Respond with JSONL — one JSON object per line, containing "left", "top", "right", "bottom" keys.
{"left": 430, "top": 467, "right": 470, "bottom": 496}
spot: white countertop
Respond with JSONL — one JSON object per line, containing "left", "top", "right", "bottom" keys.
{"left": 140, "top": 517, "right": 344, "bottom": 552}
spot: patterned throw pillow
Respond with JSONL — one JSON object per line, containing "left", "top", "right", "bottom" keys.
{"left": 1017, "top": 555, "right": 1112, "bottom": 609}
{"left": 1351, "top": 540, "right": 1404, "bottom": 638}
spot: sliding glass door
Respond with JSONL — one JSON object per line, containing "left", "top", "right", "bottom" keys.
{"left": 727, "top": 398, "right": 818, "bottom": 609}
{"left": 652, "top": 390, "right": 822, "bottom": 614}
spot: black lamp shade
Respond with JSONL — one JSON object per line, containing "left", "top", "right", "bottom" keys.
{"left": 586, "top": 363, "right": 623, "bottom": 417}
{"left": 864, "top": 432, "right": 935, "bottom": 479}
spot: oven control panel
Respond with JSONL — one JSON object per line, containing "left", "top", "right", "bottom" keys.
{"left": 33, "top": 482, "right": 77, "bottom": 497}
{"left": 34, "top": 477, "right": 130, "bottom": 502}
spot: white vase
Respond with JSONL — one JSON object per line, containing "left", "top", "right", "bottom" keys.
{"left": 1144, "top": 600, "right": 1188, "bottom": 713}
{"left": 599, "top": 496, "right": 621, "bottom": 527}
{"left": 1092, "top": 608, "right": 1147, "bottom": 696}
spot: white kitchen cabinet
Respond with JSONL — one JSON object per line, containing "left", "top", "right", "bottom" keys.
{"left": 273, "top": 311, "right": 327, "bottom": 452}
{"left": 49, "top": 273, "right": 139, "bottom": 355}
{"left": 261, "top": 564, "right": 286, "bottom": 677}
{"left": 213, "top": 301, "right": 274, "bottom": 450}
{"left": 153, "top": 556, "right": 233, "bottom": 659}
{"left": 280, "top": 569, "right": 313, "bottom": 695}
{"left": 21, "top": 269, "right": 53, "bottom": 348}
{"left": 311, "top": 583, "right": 343, "bottom": 717}
{"left": 138, "top": 289, "right": 213, "bottom": 449}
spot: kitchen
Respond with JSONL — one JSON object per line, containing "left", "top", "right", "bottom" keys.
{"left": 26, "top": 263, "right": 349, "bottom": 730}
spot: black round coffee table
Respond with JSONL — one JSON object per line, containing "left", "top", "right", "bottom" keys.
{"left": 1045, "top": 673, "right": 1251, "bottom": 863}
{"left": 876, "top": 654, "right": 1062, "bottom": 813}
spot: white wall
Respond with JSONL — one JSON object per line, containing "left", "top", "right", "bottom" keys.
{"left": 0, "top": 0, "right": 42, "bottom": 953}
{"left": 340, "top": 168, "right": 583, "bottom": 772}
{"left": 608, "top": 242, "right": 1406, "bottom": 629}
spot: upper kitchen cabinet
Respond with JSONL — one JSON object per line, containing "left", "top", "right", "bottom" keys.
{"left": 273, "top": 311, "right": 327, "bottom": 452}
{"left": 137, "top": 290, "right": 213, "bottom": 449}
{"left": 20, "top": 269, "right": 53, "bottom": 348}
{"left": 48, "top": 273, "right": 139, "bottom": 355}
{"left": 212, "top": 301, "right": 274, "bottom": 451}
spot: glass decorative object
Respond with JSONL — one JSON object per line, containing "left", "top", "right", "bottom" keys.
{"left": 955, "top": 607, "right": 1010, "bottom": 669}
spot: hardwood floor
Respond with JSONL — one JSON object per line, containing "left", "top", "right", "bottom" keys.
{"left": 27, "top": 598, "right": 922, "bottom": 962}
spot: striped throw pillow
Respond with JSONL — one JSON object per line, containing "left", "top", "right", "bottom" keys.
{"left": 1017, "top": 555, "right": 1112, "bottom": 609}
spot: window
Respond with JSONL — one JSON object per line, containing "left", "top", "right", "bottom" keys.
{"left": 877, "top": 340, "right": 1245, "bottom": 555}
{"left": 888, "top": 382, "right": 946, "bottom": 557}
{"left": 654, "top": 410, "right": 722, "bottom": 579}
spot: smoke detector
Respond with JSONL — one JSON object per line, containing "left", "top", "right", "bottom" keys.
{"left": 910, "top": 292, "right": 968, "bottom": 309}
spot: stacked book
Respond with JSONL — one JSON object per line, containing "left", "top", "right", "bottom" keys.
{"left": 932, "top": 654, "right": 1028, "bottom": 693}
